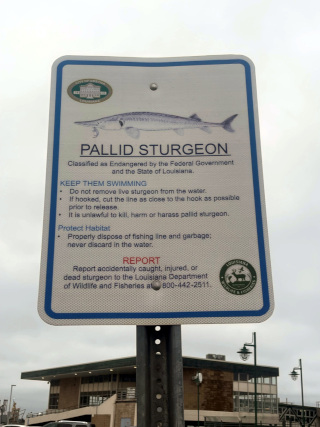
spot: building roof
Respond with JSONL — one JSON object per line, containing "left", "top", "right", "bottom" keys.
{"left": 21, "top": 356, "right": 279, "bottom": 381}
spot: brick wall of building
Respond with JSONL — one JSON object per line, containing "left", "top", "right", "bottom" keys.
{"left": 58, "top": 377, "right": 81, "bottom": 410}
{"left": 114, "top": 401, "right": 135, "bottom": 427}
{"left": 183, "top": 368, "right": 233, "bottom": 412}
{"left": 92, "top": 414, "right": 111, "bottom": 427}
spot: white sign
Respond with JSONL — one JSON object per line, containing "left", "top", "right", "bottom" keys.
{"left": 38, "top": 55, "right": 274, "bottom": 325}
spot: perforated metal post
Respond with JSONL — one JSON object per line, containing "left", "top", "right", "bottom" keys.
{"left": 136, "top": 325, "right": 184, "bottom": 427}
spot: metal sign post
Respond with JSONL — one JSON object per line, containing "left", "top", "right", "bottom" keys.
{"left": 136, "top": 325, "right": 184, "bottom": 427}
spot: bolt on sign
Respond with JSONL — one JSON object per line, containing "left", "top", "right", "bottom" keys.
{"left": 38, "top": 55, "right": 274, "bottom": 325}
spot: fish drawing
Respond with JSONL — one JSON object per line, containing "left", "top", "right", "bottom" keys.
{"left": 74, "top": 111, "right": 238, "bottom": 139}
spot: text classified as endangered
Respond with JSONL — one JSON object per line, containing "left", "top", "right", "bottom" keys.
{"left": 66, "top": 158, "right": 235, "bottom": 176}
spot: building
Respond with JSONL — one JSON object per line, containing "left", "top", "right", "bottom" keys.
{"left": 279, "top": 403, "right": 320, "bottom": 427}
{"left": 21, "top": 354, "right": 279, "bottom": 427}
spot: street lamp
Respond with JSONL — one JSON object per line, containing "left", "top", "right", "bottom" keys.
{"left": 7, "top": 384, "right": 16, "bottom": 424}
{"left": 192, "top": 372, "right": 203, "bottom": 427}
{"left": 289, "top": 359, "right": 305, "bottom": 427}
{"left": 237, "top": 332, "right": 257, "bottom": 427}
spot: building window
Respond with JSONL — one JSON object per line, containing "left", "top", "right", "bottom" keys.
{"left": 119, "top": 374, "right": 136, "bottom": 382}
{"left": 49, "top": 393, "right": 59, "bottom": 409}
{"left": 81, "top": 374, "right": 116, "bottom": 384}
{"left": 239, "top": 373, "right": 248, "bottom": 382}
{"left": 80, "top": 391, "right": 116, "bottom": 407}
{"left": 233, "top": 392, "right": 277, "bottom": 413}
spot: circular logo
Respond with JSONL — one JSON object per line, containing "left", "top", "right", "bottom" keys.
{"left": 219, "top": 259, "right": 257, "bottom": 295}
{"left": 67, "top": 79, "right": 113, "bottom": 104}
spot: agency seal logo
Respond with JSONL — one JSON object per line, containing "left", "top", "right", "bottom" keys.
{"left": 220, "top": 259, "right": 257, "bottom": 295}
{"left": 67, "top": 79, "right": 112, "bottom": 104}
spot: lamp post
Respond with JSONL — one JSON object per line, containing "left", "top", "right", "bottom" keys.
{"left": 192, "top": 372, "right": 203, "bottom": 427}
{"left": 7, "top": 384, "right": 16, "bottom": 424}
{"left": 290, "top": 359, "right": 305, "bottom": 427}
{"left": 237, "top": 332, "right": 257, "bottom": 427}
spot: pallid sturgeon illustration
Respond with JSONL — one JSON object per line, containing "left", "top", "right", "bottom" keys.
{"left": 75, "top": 112, "right": 238, "bottom": 139}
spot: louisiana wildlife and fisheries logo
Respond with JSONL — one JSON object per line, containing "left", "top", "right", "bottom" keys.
{"left": 219, "top": 259, "right": 257, "bottom": 295}
{"left": 67, "top": 79, "right": 112, "bottom": 104}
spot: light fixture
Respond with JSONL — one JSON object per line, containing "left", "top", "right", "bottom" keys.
{"left": 290, "top": 369, "right": 299, "bottom": 381}
{"left": 237, "top": 345, "right": 252, "bottom": 361}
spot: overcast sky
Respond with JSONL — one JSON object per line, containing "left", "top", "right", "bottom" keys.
{"left": 1, "top": 0, "right": 320, "bottom": 417}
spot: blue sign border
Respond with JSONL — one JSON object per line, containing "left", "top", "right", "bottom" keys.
{"left": 44, "top": 58, "right": 271, "bottom": 320}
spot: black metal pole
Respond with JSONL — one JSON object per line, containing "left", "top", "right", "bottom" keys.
{"left": 197, "top": 380, "right": 200, "bottom": 427}
{"left": 239, "top": 333, "right": 257, "bottom": 427}
{"left": 253, "top": 332, "right": 257, "bottom": 427}
{"left": 136, "top": 325, "right": 184, "bottom": 427}
{"left": 299, "top": 359, "right": 305, "bottom": 427}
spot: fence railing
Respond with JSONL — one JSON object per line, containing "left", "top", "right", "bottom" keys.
{"left": 117, "top": 388, "right": 136, "bottom": 401}
{"left": 27, "top": 388, "right": 137, "bottom": 418}
{"left": 204, "top": 423, "right": 279, "bottom": 427}
{"left": 27, "top": 406, "right": 84, "bottom": 418}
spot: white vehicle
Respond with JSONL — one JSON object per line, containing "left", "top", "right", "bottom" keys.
{"left": 44, "top": 421, "right": 94, "bottom": 427}
{"left": 3, "top": 425, "right": 27, "bottom": 427}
